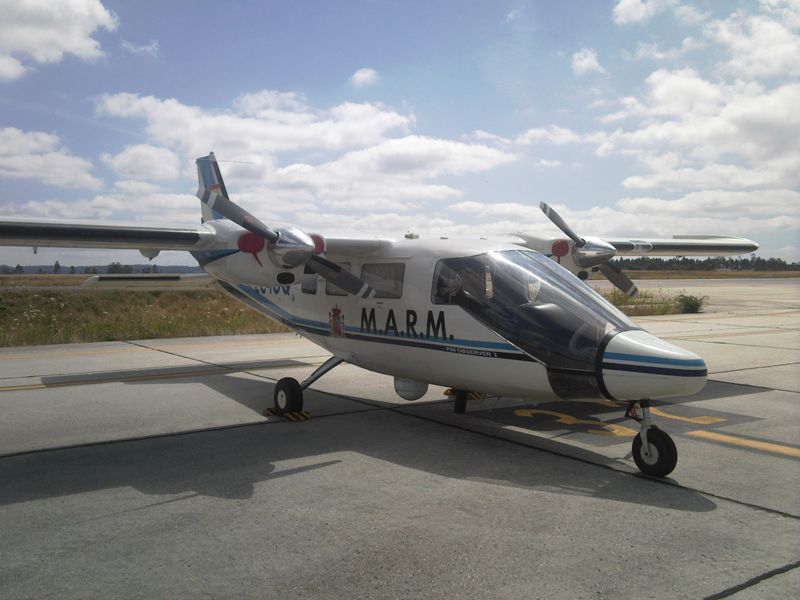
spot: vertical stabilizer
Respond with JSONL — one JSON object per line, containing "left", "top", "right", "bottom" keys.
{"left": 196, "top": 152, "right": 229, "bottom": 222}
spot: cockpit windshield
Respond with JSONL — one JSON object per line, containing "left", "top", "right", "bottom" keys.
{"left": 432, "top": 250, "right": 638, "bottom": 398}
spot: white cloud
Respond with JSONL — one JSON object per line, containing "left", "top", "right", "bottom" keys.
{"left": 628, "top": 37, "right": 701, "bottom": 61}
{"left": 0, "top": 127, "right": 101, "bottom": 189}
{"left": 350, "top": 67, "right": 379, "bottom": 88}
{"left": 613, "top": 0, "right": 674, "bottom": 25}
{"left": 101, "top": 144, "right": 181, "bottom": 180}
{"left": 613, "top": 0, "right": 708, "bottom": 25}
{"left": 706, "top": 11, "right": 800, "bottom": 79}
{"left": 571, "top": 48, "right": 606, "bottom": 75}
{"left": 536, "top": 159, "right": 563, "bottom": 168}
{"left": 121, "top": 40, "right": 159, "bottom": 57}
{"left": 516, "top": 125, "right": 584, "bottom": 145}
{"left": 265, "top": 135, "right": 518, "bottom": 210}
{"left": 0, "top": 0, "right": 118, "bottom": 80}
{"left": 96, "top": 91, "right": 413, "bottom": 163}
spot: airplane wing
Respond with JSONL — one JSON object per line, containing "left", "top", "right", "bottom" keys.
{"left": 0, "top": 218, "right": 215, "bottom": 250}
{"left": 607, "top": 235, "right": 759, "bottom": 256}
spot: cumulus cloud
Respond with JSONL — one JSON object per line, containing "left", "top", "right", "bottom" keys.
{"left": 612, "top": 0, "right": 674, "bottom": 25}
{"left": 0, "top": 0, "right": 118, "bottom": 80}
{"left": 0, "top": 127, "right": 101, "bottom": 189}
{"left": 96, "top": 91, "right": 413, "bottom": 164}
{"left": 350, "top": 67, "right": 379, "bottom": 88}
{"left": 706, "top": 10, "right": 800, "bottom": 79}
{"left": 627, "top": 37, "right": 701, "bottom": 61}
{"left": 265, "top": 135, "right": 517, "bottom": 210}
{"left": 516, "top": 125, "right": 584, "bottom": 145}
{"left": 101, "top": 144, "right": 181, "bottom": 180}
{"left": 571, "top": 48, "right": 606, "bottom": 75}
{"left": 121, "top": 40, "right": 159, "bottom": 57}
{"left": 613, "top": 0, "right": 708, "bottom": 25}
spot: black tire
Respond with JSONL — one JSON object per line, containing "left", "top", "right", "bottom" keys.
{"left": 273, "top": 378, "right": 303, "bottom": 415}
{"left": 632, "top": 426, "right": 678, "bottom": 477}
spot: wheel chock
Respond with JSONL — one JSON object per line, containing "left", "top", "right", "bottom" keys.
{"left": 263, "top": 408, "right": 311, "bottom": 421}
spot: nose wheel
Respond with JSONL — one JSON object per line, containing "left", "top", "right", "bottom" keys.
{"left": 627, "top": 401, "right": 678, "bottom": 477}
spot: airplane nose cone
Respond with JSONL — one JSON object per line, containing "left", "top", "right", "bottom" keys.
{"left": 600, "top": 330, "right": 707, "bottom": 401}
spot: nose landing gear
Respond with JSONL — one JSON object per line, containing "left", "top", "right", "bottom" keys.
{"left": 626, "top": 400, "right": 678, "bottom": 477}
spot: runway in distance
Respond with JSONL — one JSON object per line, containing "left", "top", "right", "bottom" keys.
{"left": 0, "top": 154, "right": 759, "bottom": 477}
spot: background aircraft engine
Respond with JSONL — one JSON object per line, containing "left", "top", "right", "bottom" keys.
{"left": 394, "top": 378, "right": 429, "bottom": 401}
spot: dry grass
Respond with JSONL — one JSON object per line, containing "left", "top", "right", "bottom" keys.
{"left": 0, "top": 289, "right": 289, "bottom": 347}
{"left": 596, "top": 288, "right": 683, "bottom": 316}
{"left": 617, "top": 270, "right": 799, "bottom": 279}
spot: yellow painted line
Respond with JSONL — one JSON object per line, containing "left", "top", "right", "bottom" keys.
{"left": 686, "top": 430, "right": 800, "bottom": 458}
{"left": 592, "top": 401, "right": 725, "bottom": 425}
{"left": 514, "top": 408, "right": 638, "bottom": 437}
{"left": 651, "top": 407, "right": 726, "bottom": 425}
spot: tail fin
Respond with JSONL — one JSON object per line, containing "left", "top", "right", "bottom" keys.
{"left": 196, "top": 152, "right": 229, "bottom": 222}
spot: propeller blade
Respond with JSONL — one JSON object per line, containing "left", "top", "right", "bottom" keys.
{"left": 308, "top": 255, "right": 375, "bottom": 299}
{"left": 599, "top": 262, "right": 639, "bottom": 297}
{"left": 539, "top": 202, "right": 584, "bottom": 247}
{"left": 196, "top": 154, "right": 279, "bottom": 243}
{"left": 207, "top": 192, "right": 280, "bottom": 244}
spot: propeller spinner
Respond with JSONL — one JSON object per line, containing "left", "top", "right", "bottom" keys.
{"left": 539, "top": 202, "right": 638, "bottom": 296}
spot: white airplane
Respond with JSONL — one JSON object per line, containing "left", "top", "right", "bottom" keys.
{"left": 0, "top": 153, "right": 758, "bottom": 478}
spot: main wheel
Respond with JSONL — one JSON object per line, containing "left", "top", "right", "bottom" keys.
{"left": 273, "top": 377, "right": 303, "bottom": 415}
{"left": 632, "top": 426, "right": 677, "bottom": 477}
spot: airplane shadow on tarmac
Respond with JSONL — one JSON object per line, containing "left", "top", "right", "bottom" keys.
{"left": 0, "top": 368, "right": 719, "bottom": 514}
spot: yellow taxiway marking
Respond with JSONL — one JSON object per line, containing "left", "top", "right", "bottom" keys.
{"left": 686, "top": 430, "right": 800, "bottom": 458}
{"left": 514, "top": 409, "right": 638, "bottom": 437}
{"left": 594, "top": 400, "right": 726, "bottom": 425}
{"left": 650, "top": 407, "right": 726, "bottom": 425}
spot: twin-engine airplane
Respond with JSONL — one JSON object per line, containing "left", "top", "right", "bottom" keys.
{"left": 0, "top": 154, "right": 758, "bottom": 477}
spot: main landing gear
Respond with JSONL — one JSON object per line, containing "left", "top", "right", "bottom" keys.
{"left": 626, "top": 400, "right": 678, "bottom": 477}
{"left": 271, "top": 356, "right": 344, "bottom": 416}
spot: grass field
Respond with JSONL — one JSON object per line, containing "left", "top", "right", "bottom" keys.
{"left": 0, "top": 289, "right": 288, "bottom": 347}
{"left": 1, "top": 272, "right": 795, "bottom": 346}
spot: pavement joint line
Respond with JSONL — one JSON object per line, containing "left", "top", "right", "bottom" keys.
{"left": 0, "top": 358, "right": 333, "bottom": 393}
{"left": 672, "top": 338, "right": 800, "bottom": 351}
{"left": 702, "top": 559, "right": 800, "bottom": 600}
{"left": 708, "top": 378, "right": 799, "bottom": 395}
{"left": 710, "top": 361, "right": 800, "bottom": 375}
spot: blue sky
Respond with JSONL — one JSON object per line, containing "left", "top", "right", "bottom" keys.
{"left": 1, "top": 0, "right": 798, "bottom": 266}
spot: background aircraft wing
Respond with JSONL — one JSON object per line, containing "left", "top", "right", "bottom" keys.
{"left": 0, "top": 218, "right": 215, "bottom": 250}
{"left": 607, "top": 236, "right": 759, "bottom": 256}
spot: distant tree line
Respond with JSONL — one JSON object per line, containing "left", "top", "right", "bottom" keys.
{"left": 616, "top": 256, "right": 800, "bottom": 271}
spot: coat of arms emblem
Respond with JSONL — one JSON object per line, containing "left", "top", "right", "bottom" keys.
{"left": 329, "top": 305, "right": 345, "bottom": 337}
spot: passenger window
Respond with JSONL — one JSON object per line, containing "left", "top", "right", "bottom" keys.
{"left": 361, "top": 263, "right": 405, "bottom": 299}
{"left": 325, "top": 262, "right": 351, "bottom": 296}
{"left": 301, "top": 265, "right": 317, "bottom": 295}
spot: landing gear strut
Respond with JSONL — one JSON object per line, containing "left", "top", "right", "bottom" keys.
{"left": 271, "top": 356, "right": 344, "bottom": 416}
{"left": 626, "top": 400, "right": 678, "bottom": 477}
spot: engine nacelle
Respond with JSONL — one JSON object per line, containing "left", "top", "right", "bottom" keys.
{"left": 394, "top": 377, "right": 429, "bottom": 401}
{"left": 203, "top": 251, "right": 304, "bottom": 286}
